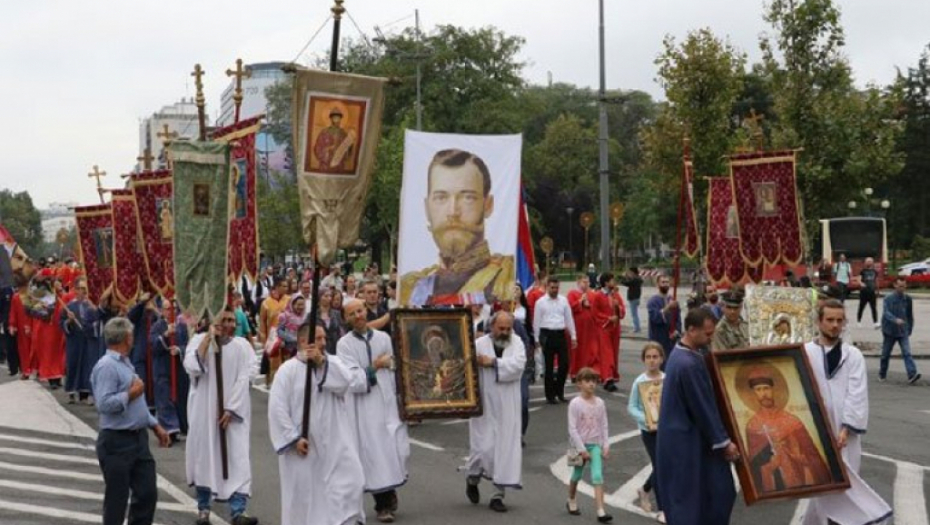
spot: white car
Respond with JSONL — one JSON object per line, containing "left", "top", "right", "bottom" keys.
{"left": 898, "top": 258, "right": 930, "bottom": 276}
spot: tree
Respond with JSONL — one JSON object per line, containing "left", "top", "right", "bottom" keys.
{"left": 0, "top": 189, "right": 42, "bottom": 255}
{"left": 760, "top": 0, "right": 903, "bottom": 242}
{"left": 257, "top": 170, "right": 305, "bottom": 260}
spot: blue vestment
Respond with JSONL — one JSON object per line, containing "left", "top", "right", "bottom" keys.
{"left": 60, "top": 299, "right": 102, "bottom": 395}
{"left": 149, "top": 316, "right": 190, "bottom": 434}
{"left": 647, "top": 293, "right": 681, "bottom": 356}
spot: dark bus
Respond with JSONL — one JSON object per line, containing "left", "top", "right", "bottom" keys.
{"left": 818, "top": 217, "right": 888, "bottom": 289}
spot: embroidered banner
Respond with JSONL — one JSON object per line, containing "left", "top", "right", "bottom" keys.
{"left": 131, "top": 170, "right": 174, "bottom": 297}
{"left": 74, "top": 204, "right": 114, "bottom": 303}
{"left": 682, "top": 156, "right": 700, "bottom": 258}
{"left": 706, "top": 177, "right": 763, "bottom": 287}
{"left": 110, "top": 189, "right": 143, "bottom": 303}
{"left": 293, "top": 69, "right": 386, "bottom": 265}
{"left": 212, "top": 115, "right": 262, "bottom": 283}
{"left": 730, "top": 151, "right": 803, "bottom": 266}
{"left": 170, "top": 141, "right": 230, "bottom": 317}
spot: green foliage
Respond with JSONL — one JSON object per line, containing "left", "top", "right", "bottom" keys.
{"left": 0, "top": 189, "right": 42, "bottom": 255}
{"left": 257, "top": 170, "right": 305, "bottom": 259}
{"left": 909, "top": 234, "right": 930, "bottom": 261}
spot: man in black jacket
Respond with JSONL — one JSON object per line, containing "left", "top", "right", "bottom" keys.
{"left": 620, "top": 267, "right": 643, "bottom": 334}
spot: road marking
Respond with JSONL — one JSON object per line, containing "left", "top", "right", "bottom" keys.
{"left": 0, "top": 447, "right": 98, "bottom": 466}
{"left": 529, "top": 392, "right": 578, "bottom": 403}
{"left": 528, "top": 406, "right": 544, "bottom": 413}
{"left": 0, "top": 478, "right": 191, "bottom": 513}
{"left": 0, "top": 433, "right": 94, "bottom": 451}
{"left": 606, "top": 464, "right": 654, "bottom": 518}
{"left": 409, "top": 438, "right": 444, "bottom": 452}
{"left": 894, "top": 463, "right": 929, "bottom": 525}
{"left": 863, "top": 452, "right": 930, "bottom": 471}
{"left": 0, "top": 460, "right": 100, "bottom": 481}
{"left": 0, "top": 499, "right": 169, "bottom": 525}
{"left": 791, "top": 500, "right": 809, "bottom": 523}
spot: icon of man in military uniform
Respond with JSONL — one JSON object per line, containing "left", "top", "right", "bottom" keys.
{"left": 400, "top": 149, "right": 514, "bottom": 306}
{"left": 712, "top": 290, "right": 749, "bottom": 351}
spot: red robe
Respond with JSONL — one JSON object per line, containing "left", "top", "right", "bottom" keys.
{"left": 567, "top": 288, "right": 600, "bottom": 377}
{"left": 593, "top": 289, "right": 625, "bottom": 383}
{"left": 31, "top": 303, "right": 65, "bottom": 381}
{"left": 7, "top": 292, "right": 35, "bottom": 376}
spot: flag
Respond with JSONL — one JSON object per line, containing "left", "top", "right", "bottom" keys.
{"left": 292, "top": 69, "right": 386, "bottom": 265}
{"left": 110, "top": 189, "right": 143, "bottom": 302}
{"left": 681, "top": 156, "right": 701, "bottom": 258}
{"left": 213, "top": 115, "right": 262, "bottom": 283}
{"left": 170, "top": 141, "right": 231, "bottom": 317}
{"left": 74, "top": 204, "right": 114, "bottom": 303}
{"left": 705, "top": 177, "right": 763, "bottom": 286}
{"left": 730, "top": 151, "right": 803, "bottom": 266}
{"left": 516, "top": 185, "right": 536, "bottom": 291}
{"left": 131, "top": 170, "right": 174, "bottom": 297}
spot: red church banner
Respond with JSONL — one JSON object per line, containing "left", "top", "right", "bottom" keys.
{"left": 212, "top": 115, "right": 262, "bottom": 283}
{"left": 682, "top": 157, "right": 701, "bottom": 258}
{"left": 706, "top": 177, "right": 763, "bottom": 286}
{"left": 110, "top": 189, "right": 143, "bottom": 303}
{"left": 131, "top": 170, "right": 174, "bottom": 297}
{"left": 730, "top": 151, "right": 803, "bottom": 266}
{"left": 74, "top": 204, "right": 114, "bottom": 303}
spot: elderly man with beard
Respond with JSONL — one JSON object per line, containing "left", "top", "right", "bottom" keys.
{"left": 400, "top": 149, "right": 514, "bottom": 307}
{"left": 465, "top": 311, "right": 526, "bottom": 513}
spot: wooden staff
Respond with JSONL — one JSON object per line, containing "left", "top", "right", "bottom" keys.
{"left": 213, "top": 330, "right": 229, "bottom": 480}
{"left": 166, "top": 299, "right": 178, "bottom": 403}
{"left": 301, "top": 253, "right": 321, "bottom": 440}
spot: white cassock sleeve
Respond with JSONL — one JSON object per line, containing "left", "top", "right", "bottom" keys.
{"left": 494, "top": 336, "right": 526, "bottom": 383}
{"left": 184, "top": 333, "right": 208, "bottom": 379}
{"left": 842, "top": 351, "right": 869, "bottom": 433}
{"left": 324, "top": 354, "right": 367, "bottom": 396}
{"left": 268, "top": 360, "right": 300, "bottom": 454}
{"left": 225, "top": 340, "right": 256, "bottom": 422}
{"left": 336, "top": 335, "right": 372, "bottom": 394}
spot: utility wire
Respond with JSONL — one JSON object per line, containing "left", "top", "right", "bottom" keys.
{"left": 380, "top": 12, "right": 414, "bottom": 29}
{"left": 345, "top": 9, "right": 376, "bottom": 51}
{"left": 290, "top": 15, "right": 333, "bottom": 65}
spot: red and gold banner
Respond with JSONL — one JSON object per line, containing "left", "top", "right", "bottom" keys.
{"left": 682, "top": 157, "right": 701, "bottom": 258}
{"left": 131, "top": 170, "right": 174, "bottom": 297}
{"left": 213, "top": 115, "right": 262, "bottom": 283}
{"left": 110, "top": 189, "right": 143, "bottom": 303}
{"left": 74, "top": 204, "right": 114, "bottom": 303}
{"left": 730, "top": 151, "right": 803, "bottom": 266}
{"left": 706, "top": 177, "right": 763, "bottom": 287}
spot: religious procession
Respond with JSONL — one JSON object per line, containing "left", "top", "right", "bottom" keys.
{"left": 2, "top": 1, "right": 929, "bottom": 525}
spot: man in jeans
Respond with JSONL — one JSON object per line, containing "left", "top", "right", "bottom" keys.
{"left": 620, "top": 267, "right": 643, "bottom": 334}
{"left": 880, "top": 276, "right": 921, "bottom": 384}
{"left": 833, "top": 253, "right": 852, "bottom": 302}
{"left": 91, "top": 317, "right": 171, "bottom": 525}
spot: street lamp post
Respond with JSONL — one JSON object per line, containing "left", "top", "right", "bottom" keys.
{"left": 566, "top": 207, "right": 575, "bottom": 262}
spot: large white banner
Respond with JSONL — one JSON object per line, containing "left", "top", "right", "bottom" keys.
{"left": 398, "top": 130, "right": 521, "bottom": 307}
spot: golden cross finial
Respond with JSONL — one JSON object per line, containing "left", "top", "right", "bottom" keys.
{"left": 332, "top": 0, "right": 345, "bottom": 19}
{"left": 137, "top": 148, "right": 154, "bottom": 171}
{"left": 192, "top": 64, "right": 207, "bottom": 140}
{"left": 88, "top": 165, "right": 107, "bottom": 204}
{"left": 744, "top": 108, "right": 765, "bottom": 150}
{"left": 226, "top": 58, "right": 252, "bottom": 124}
{"left": 156, "top": 124, "right": 179, "bottom": 169}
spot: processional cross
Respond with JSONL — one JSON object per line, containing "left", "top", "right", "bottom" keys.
{"left": 137, "top": 148, "right": 155, "bottom": 171}
{"left": 745, "top": 109, "right": 765, "bottom": 151}
{"left": 192, "top": 64, "right": 207, "bottom": 141}
{"left": 226, "top": 58, "right": 252, "bottom": 124}
{"left": 88, "top": 165, "right": 107, "bottom": 204}
{"left": 157, "top": 124, "right": 179, "bottom": 169}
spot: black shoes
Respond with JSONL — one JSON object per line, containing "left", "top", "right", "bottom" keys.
{"left": 546, "top": 398, "right": 559, "bottom": 405}
{"left": 558, "top": 397, "right": 569, "bottom": 403}
{"left": 489, "top": 498, "right": 507, "bottom": 512}
{"left": 466, "top": 482, "right": 480, "bottom": 504}
{"left": 566, "top": 500, "right": 581, "bottom": 516}
{"left": 909, "top": 373, "right": 922, "bottom": 384}
{"left": 603, "top": 381, "right": 618, "bottom": 392}
{"left": 231, "top": 515, "right": 258, "bottom": 525}
{"left": 596, "top": 511, "right": 613, "bottom": 523}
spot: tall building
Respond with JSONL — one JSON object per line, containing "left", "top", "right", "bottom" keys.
{"left": 40, "top": 202, "right": 79, "bottom": 243}
{"left": 137, "top": 98, "right": 209, "bottom": 172}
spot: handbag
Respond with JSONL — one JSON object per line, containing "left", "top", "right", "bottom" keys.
{"left": 566, "top": 448, "right": 585, "bottom": 467}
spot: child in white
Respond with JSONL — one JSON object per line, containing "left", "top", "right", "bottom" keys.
{"left": 627, "top": 341, "right": 666, "bottom": 523}
{"left": 567, "top": 367, "right": 612, "bottom": 523}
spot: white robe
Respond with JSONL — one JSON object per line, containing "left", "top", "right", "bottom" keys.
{"left": 802, "top": 341, "right": 893, "bottom": 525}
{"left": 465, "top": 333, "right": 526, "bottom": 488}
{"left": 184, "top": 334, "right": 256, "bottom": 500}
{"left": 268, "top": 355, "right": 367, "bottom": 525}
{"left": 336, "top": 329, "right": 410, "bottom": 493}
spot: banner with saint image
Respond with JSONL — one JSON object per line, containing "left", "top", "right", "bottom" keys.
{"left": 398, "top": 130, "right": 521, "bottom": 307}
{"left": 131, "top": 170, "right": 174, "bottom": 297}
{"left": 74, "top": 203, "right": 115, "bottom": 303}
{"left": 706, "top": 177, "right": 763, "bottom": 286}
{"left": 110, "top": 189, "right": 144, "bottom": 303}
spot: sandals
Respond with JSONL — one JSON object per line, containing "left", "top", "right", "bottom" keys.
{"left": 566, "top": 500, "right": 581, "bottom": 516}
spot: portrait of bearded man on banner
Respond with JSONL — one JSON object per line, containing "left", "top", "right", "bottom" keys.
{"left": 400, "top": 148, "right": 515, "bottom": 306}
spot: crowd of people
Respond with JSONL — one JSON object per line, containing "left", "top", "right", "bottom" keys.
{"left": 0, "top": 254, "right": 915, "bottom": 525}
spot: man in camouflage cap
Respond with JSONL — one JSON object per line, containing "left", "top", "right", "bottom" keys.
{"left": 712, "top": 290, "right": 749, "bottom": 351}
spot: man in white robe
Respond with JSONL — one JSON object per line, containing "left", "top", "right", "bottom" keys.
{"left": 184, "top": 307, "right": 258, "bottom": 525}
{"left": 465, "top": 311, "right": 526, "bottom": 513}
{"left": 337, "top": 299, "right": 410, "bottom": 523}
{"left": 803, "top": 299, "right": 892, "bottom": 525}
{"left": 268, "top": 322, "right": 366, "bottom": 525}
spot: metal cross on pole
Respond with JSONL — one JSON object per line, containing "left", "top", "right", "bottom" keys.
{"left": 226, "top": 58, "right": 252, "bottom": 124}
{"left": 191, "top": 64, "right": 207, "bottom": 141}
{"left": 157, "top": 124, "right": 179, "bottom": 169}
{"left": 88, "top": 165, "right": 107, "bottom": 204}
{"left": 137, "top": 148, "right": 155, "bottom": 172}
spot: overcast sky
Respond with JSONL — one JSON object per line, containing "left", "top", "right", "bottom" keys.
{"left": 1, "top": 1, "right": 926, "bottom": 209}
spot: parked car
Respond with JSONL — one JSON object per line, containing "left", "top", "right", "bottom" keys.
{"left": 898, "top": 258, "right": 930, "bottom": 276}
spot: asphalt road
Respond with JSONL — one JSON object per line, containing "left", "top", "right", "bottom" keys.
{"left": 1, "top": 332, "right": 926, "bottom": 525}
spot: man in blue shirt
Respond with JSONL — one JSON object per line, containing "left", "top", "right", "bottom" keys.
{"left": 880, "top": 276, "right": 921, "bottom": 384}
{"left": 91, "top": 317, "right": 171, "bottom": 525}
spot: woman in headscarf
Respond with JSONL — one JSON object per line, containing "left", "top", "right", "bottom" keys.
{"left": 316, "top": 287, "right": 344, "bottom": 355}
{"left": 276, "top": 296, "right": 307, "bottom": 362}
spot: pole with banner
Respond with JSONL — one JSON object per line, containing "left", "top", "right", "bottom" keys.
{"left": 580, "top": 212, "right": 595, "bottom": 268}
{"left": 610, "top": 202, "right": 624, "bottom": 270}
